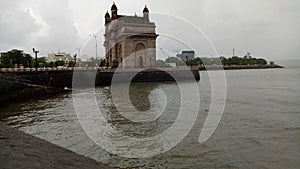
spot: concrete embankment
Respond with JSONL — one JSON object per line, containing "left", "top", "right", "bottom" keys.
{"left": 0, "top": 68, "right": 200, "bottom": 89}
{"left": 0, "top": 123, "right": 113, "bottom": 169}
{"left": 0, "top": 68, "right": 200, "bottom": 88}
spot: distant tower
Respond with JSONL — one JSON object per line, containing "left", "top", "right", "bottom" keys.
{"left": 143, "top": 5, "right": 149, "bottom": 20}
{"left": 246, "top": 52, "right": 251, "bottom": 58}
{"left": 111, "top": 2, "right": 118, "bottom": 20}
{"left": 104, "top": 11, "right": 111, "bottom": 25}
{"left": 233, "top": 48, "right": 235, "bottom": 57}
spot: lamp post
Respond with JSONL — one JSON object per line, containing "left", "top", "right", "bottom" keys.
{"left": 73, "top": 54, "right": 77, "bottom": 67}
{"left": 186, "top": 56, "right": 189, "bottom": 67}
{"left": 32, "top": 48, "right": 39, "bottom": 70}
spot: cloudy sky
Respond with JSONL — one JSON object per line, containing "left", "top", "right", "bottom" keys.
{"left": 0, "top": 0, "right": 299, "bottom": 61}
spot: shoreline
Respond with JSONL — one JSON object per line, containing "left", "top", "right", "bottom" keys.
{"left": 198, "top": 64, "right": 284, "bottom": 71}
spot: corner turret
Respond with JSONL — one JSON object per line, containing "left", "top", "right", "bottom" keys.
{"left": 111, "top": 2, "right": 118, "bottom": 20}
{"left": 104, "top": 11, "right": 111, "bottom": 25}
{"left": 143, "top": 5, "right": 149, "bottom": 20}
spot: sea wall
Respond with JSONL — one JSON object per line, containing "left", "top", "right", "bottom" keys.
{"left": 0, "top": 68, "right": 200, "bottom": 88}
{"left": 0, "top": 74, "right": 64, "bottom": 110}
{"left": 0, "top": 68, "right": 200, "bottom": 109}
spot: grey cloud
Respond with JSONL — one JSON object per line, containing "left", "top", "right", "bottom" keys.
{"left": 0, "top": 0, "right": 40, "bottom": 48}
{"left": 0, "top": 0, "right": 299, "bottom": 60}
{"left": 32, "top": 0, "right": 82, "bottom": 55}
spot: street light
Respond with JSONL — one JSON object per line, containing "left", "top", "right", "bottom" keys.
{"left": 73, "top": 54, "right": 77, "bottom": 67}
{"left": 32, "top": 48, "right": 39, "bottom": 70}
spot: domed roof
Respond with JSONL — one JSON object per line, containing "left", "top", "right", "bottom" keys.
{"left": 143, "top": 5, "right": 149, "bottom": 13}
{"left": 111, "top": 2, "right": 118, "bottom": 10}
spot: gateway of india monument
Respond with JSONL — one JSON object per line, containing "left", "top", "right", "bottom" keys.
{"left": 104, "top": 3, "right": 158, "bottom": 68}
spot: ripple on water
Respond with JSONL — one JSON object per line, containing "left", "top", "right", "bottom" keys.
{"left": 1, "top": 68, "right": 300, "bottom": 168}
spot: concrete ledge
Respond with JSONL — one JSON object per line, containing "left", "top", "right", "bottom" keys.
{"left": 0, "top": 123, "right": 113, "bottom": 169}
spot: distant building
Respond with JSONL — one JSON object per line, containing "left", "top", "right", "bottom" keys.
{"left": 47, "top": 52, "right": 74, "bottom": 63}
{"left": 244, "top": 52, "right": 252, "bottom": 59}
{"left": 104, "top": 3, "right": 158, "bottom": 68}
{"left": 177, "top": 50, "right": 195, "bottom": 62}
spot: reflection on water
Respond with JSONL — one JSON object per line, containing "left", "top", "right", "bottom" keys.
{"left": 94, "top": 82, "right": 181, "bottom": 138}
{"left": 1, "top": 67, "right": 300, "bottom": 168}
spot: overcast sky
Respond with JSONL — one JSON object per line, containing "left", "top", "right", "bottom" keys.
{"left": 0, "top": 0, "right": 299, "bottom": 61}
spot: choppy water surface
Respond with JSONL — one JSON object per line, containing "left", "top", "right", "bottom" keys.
{"left": 1, "top": 66, "right": 300, "bottom": 168}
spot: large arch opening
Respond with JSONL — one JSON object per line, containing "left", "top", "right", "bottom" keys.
{"left": 135, "top": 43, "right": 146, "bottom": 68}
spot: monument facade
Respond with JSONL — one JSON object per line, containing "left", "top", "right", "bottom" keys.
{"left": 104, "top": 3, "right": 158, "bottom": 68}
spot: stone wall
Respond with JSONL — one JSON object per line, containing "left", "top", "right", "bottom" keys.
{"left": 0, "top": 123, "right": 113, "bottom": 169}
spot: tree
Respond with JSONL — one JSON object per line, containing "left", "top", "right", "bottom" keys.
{"left": 68, "top": 61, "right": 75, "bottom": 67}
{"left": 186, "top": 57, "right": 203, "bottom": 66}
{"left": 165, "top": 57, "right": 186, "bottom": 66}
{"left": 32, "top": 57, "right": 46, "bottom": 67}
{"left": 156, "top": 60, "right": 168, "bottom": 67}
{"left": 45, "top": 61, "right": 55, "bottom": 68}
{"left": 0, "top": 49, "right": 32, "bottom": 68}
{"left": 219, "top": 56, "right": 269, "bottom": 66}
{"left": 55, "top": 60, "right": 65, "bottom": 67}
{"left": 257, "top": 58, "right": 267, "bottom": 65}
{"left": 24, "top": 54, "right": 33, "bottom": 68}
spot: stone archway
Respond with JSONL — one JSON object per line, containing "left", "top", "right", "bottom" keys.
{"left": 135, "top": 43, "right": 146, "bottom": 67}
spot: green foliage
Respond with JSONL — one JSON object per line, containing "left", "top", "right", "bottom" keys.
{"left": 221, "top": 57, "right": 267, "bottom": 66}
{"left": 0, "top": 49, "right": 32, "bottom": 68}
{"left": 257, "top": 58, "right": 267, "bottom": 65}
{"left": 155, "top": 60, "right": 168, "bottom": 67}
{"left": 165, "top": 57, "right": 186, "bottom": 66}
{"left": 185, "top": 56, "right": 268, "bottom": 66}
{"left": 31, "top": 57, "right": 47, "bottom": 67}
{"left": 45, "top": 61, "right": 55, "bottom": 68}
{"left": 68, "top": 61, "right": 75, "bottom": 67}
{"left": 186, "top": 57, "right": 203, "bottom": 66}
{"left": 55, "top": 60, "right": 65, "bottom": 67}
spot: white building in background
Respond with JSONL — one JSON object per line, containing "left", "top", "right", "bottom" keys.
{"left": 47, "top": 52, "right": 74, "bottom": 63}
